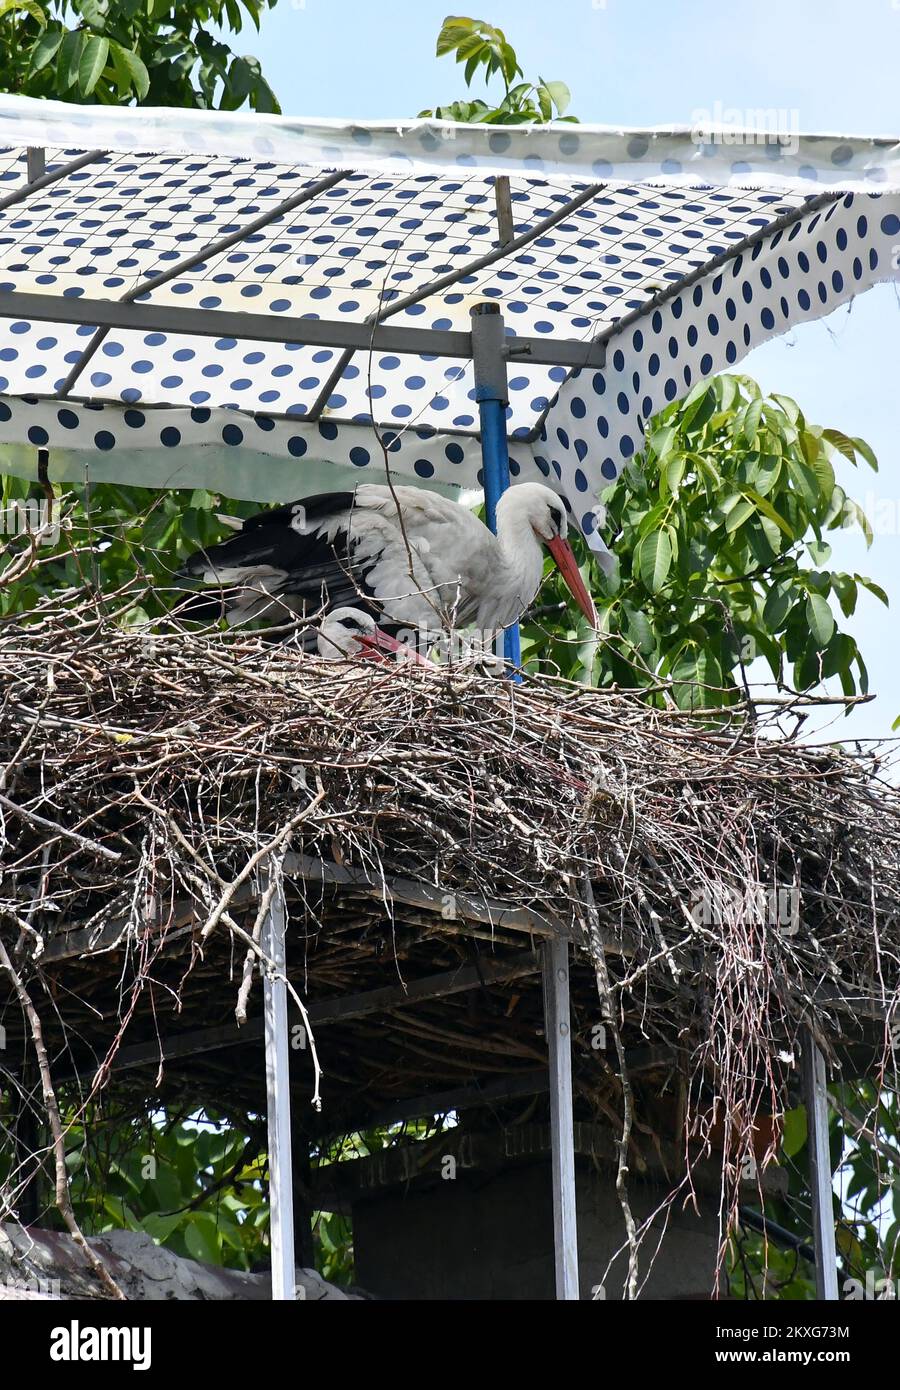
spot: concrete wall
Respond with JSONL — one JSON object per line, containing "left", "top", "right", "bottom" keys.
{"left": 353, "top": 1160, "right": 721, "bottom": 1300}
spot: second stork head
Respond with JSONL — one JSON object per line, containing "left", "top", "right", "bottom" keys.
{"left": 494, "top": 483, "right": 596, "bottom": 628}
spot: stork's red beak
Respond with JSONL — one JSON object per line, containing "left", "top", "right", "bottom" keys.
{"left": 547, "top": 536, "right": 597, "bottom": 626}
{"left": 358, "top": 629, "right": 432, "bottom": 666}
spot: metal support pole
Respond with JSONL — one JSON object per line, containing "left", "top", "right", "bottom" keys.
{"left": 26, "top": 148, "right": 45, "bottom": 184}
{"left": 802, "top": 1030, "right": 839, "bottom": 1300}
{"left": 494, "top": 175, "right": 514, "bottom": 247}
{"left": 262, "top": 878, "right": 295, "bottom": 1300}
{"left": 470, "top": 302, "right": 521, "bottom": 671}
{"left": 543, "top": 936, "right": 579, "bottom": 1299}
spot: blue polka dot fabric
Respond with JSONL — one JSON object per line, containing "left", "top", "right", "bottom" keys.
{"left": 0, "top": 97, "right": 897, "bottom": 560}
{"left": 544, "top": 194, "right": 900, "bottom": 554}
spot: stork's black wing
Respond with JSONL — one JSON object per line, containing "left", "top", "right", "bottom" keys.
{"left": 175, "top": 490, "right": 380, "bottom": 626}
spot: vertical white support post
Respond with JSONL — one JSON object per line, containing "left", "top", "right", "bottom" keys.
{"left": 262, "top": 879, "right": 295, "bottom": 1300}
{"left": 543, "top": 935, "right": 580, "bottom": 1300}
{"left": 802, "top": 1030, "right": 839, "bottom": 1300}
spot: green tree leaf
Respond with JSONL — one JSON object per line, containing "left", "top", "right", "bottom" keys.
{"left": 538, "top": 78, "right": 570, "bottom": 115}
{"left": 725, "top": 496, "right": 757, "bottom": 534}
{"left": 636, "top": 528, "right": 673, "bottom": 592}
{"left": 109, "top": 40, "right": 149, "bottom": 100}
{"left": 78, "top": 34, "right": 108, "bottom": 94}
{"left": 29, "top": 24, "right": 63, "bottom": 72}
{"left": 9, "top": 0, "right": 280, "bottom": 111}
{"left": 0, "top": 0, "right": 46, "bottom": 27}
{"left": 57, "top": 26, "right": 85, "bottom": 90}
{"left": 806, "top": 592, "right": 835, "bottom": 647}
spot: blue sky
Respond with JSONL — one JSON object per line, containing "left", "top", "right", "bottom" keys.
{"left": 246, "top": 0, "right": 900, "bottom": 742}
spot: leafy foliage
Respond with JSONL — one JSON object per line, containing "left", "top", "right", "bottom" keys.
{"left": 419, "top": 14, "right": 573, "bottom": 124}
{"left": 65, "top": 1109, "right": 270, "bottom": 1270}
{"left": 520, "top": 375, "right": 885, "bottom": 708}
{"left": 0, "top": 0, "right": 280, "bottom": 110}
{"left": 58, "top": 1107, "right": 438, "bottom": 1284}
{"left": 58, "top": 1103, "right": 356, "bottom": 1280}
{"left": 729, "top": 1086, "right": 899, "bottom": 1299}
{"left": 0, "top": 473, "right": 260, "bottom": 619}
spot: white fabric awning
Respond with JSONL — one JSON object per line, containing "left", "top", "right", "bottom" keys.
{"left": 0, "top": 94, "right": 898, "bottom": 557}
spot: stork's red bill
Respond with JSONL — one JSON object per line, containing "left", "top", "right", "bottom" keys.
{"left": 178, "top": 482, "right": 598, "bottom": 636}
{"left": 545, "top": 534, "right": 596, "bottom": 627}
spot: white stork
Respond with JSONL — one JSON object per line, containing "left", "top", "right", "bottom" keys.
{"left": 178, "top": 482, "right": 596, "bottom": 636}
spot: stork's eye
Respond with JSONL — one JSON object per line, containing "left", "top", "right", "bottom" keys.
{"left": 549, "top": 506, "right": 563, "bottom": 533}
{"left": 337, "top": 614, "right": 360, "bottom": 630}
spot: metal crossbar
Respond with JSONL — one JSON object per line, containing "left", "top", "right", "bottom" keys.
{"left": 0, "top": 287, "right": 608, "bottom": 369}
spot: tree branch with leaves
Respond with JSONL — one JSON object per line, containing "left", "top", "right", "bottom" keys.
{"left": 0, "top": 0, "right": 280, "bottom": 109}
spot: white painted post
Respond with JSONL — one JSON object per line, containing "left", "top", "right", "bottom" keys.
{"left": 262, "top": 879, "right": 295, "bottom": 1300}
{"left": 802, "top": 1030, "right": 839, "bottom": 1300}
{"left": 543, "top": 936, "right": 580, "bottom": 1299}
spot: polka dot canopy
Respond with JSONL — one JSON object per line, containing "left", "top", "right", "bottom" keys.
{"left": 0, "top": 100, "right": 897, "bottom": 561}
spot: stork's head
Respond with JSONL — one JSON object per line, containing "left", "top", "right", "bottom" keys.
{"left": 498, "top": 481, "right": 569, "bottom": 544}
{"left": 496, "top": 483, "right": 596, "bottom": 626}
{"left": 317, "top": 607, "right": 425, "bottom": 663}
{"left": 317, "top": 608, "right": 381, "bottom": 660}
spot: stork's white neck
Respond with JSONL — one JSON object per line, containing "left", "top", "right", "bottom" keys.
{"left": 481, "top": 506, "right": 545, "bottom": 629}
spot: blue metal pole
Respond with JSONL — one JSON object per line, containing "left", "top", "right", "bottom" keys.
{"left": 471, "top": 302, "right": 522, "bottom": 671}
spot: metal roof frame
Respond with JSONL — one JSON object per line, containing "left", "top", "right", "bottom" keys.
{"left": 56, "top": 166, "right": 350, "bottom": 398}
{"left": 0, "top": 285, "right": 610, "bottom": 369}
{"left": 303, "top": 178, "right": 605, "bottom": 420}
{"left": 0, "top": 104, "right": 896, "bottom": 545}
{"left": 0, "top": 169, "right": 839, "bottom": 431}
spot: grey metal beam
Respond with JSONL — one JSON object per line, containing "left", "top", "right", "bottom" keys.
{"left": 494, "top": 175, "right": 515, "bottom": 247}
{"left": 0, "top": 287, "right": 470, "bottom": 354}
{"left": 0, "top": 148, "right": 104, "bottom": 213}
{"left": 304, "top": 179, "right": 605, "bottom": 419}
{"left": 262, "top": 879, "right": 295, "bottom": 1301}
{"left": 35, "top": 852, "right": 576, "bottom": 968}
{"left": 593, "top": 189, "right": 840, "bottom": 355}
{"left": 26, "top": 148, "right": 45, "bottom": 183}
{"left": 802, "top": 1029, "right": 839, "bottom": 1300}
{"left": 0, "top": 287, "right": 607, "bottom": 370}
{"left": 304, "top": 950, "right": 541, "bottom": 1024}
{"left": 42, "top": 949, "right": 543, "bottom": 1084}
{"left": 285, "top": 851, "right": 577, "bottom": 941}
{"left": 56, "top": 168, "right": 349, "bottom": 399}
{"left": 361, "top": 1068, "right": 549, "bottom": 1130}
{"left": 375, "top": 180, "right": 605, "bottom": 326}
{"left": 350, "top": 1039, "right": 677, "bottom": 1137}
{"left": 543, "top": 936, "right": 579, "bottom": 1300}
{"left": 738, "top": 1206, "right": 817, "bottom": 1266}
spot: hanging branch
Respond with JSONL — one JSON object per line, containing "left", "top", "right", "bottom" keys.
{"left": 0, "top": 938, "right": 126, "bottom": 1300}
